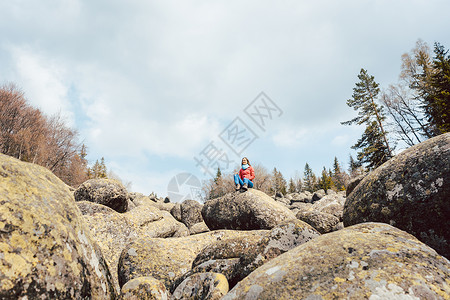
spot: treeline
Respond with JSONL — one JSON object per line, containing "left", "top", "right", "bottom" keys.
{"left": 0, "top": 83, "right": 113, "bottom": 187}
{"left": 343, "top": 40, "right": 450, "bottom": 170}
{"left": 204, "top": 156, "right": 358, "bottom": 200}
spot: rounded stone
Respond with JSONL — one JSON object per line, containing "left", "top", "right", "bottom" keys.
{"left": 224, "top": 223, "right": 450, "bottom": 299}
{"left": 202, "top": 189, "right": 297, "bottom": 230}
{"left": 343, "top": 133, "right": 450, "bottom": 258}
{"left": 75, "top": 178, "right": 128, "bottom": 213}
{"left": 0, "top": 154, "right": 116, "bottom": 299}
{"left": 172, "top": 272, "right": 228, "bottom": 300}
{"left": 119, "top": 276, "right": 169, "bottom": 300}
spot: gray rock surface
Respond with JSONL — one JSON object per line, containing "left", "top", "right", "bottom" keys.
{"left": 180, "top": 199, "right": 204, "bottom": 228}
{"left": 346, "top": 174, "right": 365, "bottom": 197}
{"left": 119, "top": 276, "right": 169, "bottom": 300}
{"left": 118, "top": 230, "right": 268, "bottom": 290}
{"left": 224, "top": 223, "right": 450, "bottom": 299}
{"left": 81, "top": 202, "right": 188, "bottom": 291}
{"left": 0, "top": 154, "right": 116, "bottom": 299}
{"left": 172, "top": 272, "right": 229, "bottom": 300}
{"left": 296, "top": 210, "right": 340, "bottom": 234}
{"left": 202, "top": 189, "right": 297, "bottom": 230}
{"left": 343, "top": 133, "right": 450, "bottom": 258}
{"left": 75, "top": 178, "right": 128, "bottom": 213}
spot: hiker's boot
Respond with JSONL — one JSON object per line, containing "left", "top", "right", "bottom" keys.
{"left": 242, "top": 183, "right": 248, "bottom": 191}
{"left": 236, "top": 184, "right": 240, "bottom": 191}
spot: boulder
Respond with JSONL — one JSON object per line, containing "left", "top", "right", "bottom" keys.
{"left": 118, "top": 230, "right": 268, "bottom": 290}
{"left": 312, "top": 189, "right": 326, "bottom": 202}
{"left": 77, "top": 200, "right": 117, "bottom": 216}
{"left": 172, "top": 272, "right": 229, "bottom": 300}
{"left": 202, "top": 189, "right": 297, "bottom": 230}
{"left": 343, "top": 133, "right": 450, "bottom": 258}
{"left": 82, "top": 203, "right": 189, "bottom": 291}
{"left": 192, "top": 235, "right": 265, "bottom": 269}
{"left": 189, "top": 220, "right": 320, "bottom": 288}
{"left": 234, "top": 220, "right": 320, "bottom": 287}
{"left": 346, "top": 174, "right": 365, "bottom": 197}
{"left": 170, "top": 202, "right": 182, "bottom": 222}
{"left": 289, "top": 202, "right": 313, "bottom": 212}
{"left": 0, "top": 154, "right": 116, "bottom": 299}
{"left": 74, "top": 178, "right": 128, "bottom": 213}
{"left": 290, "top": 192, "right": 312, "bottom": 203}
{"left": 171, "top": 259, "right": 240, "bottom": 293}
{"left": 311, "top": 193, "right": 346, "bottom": 221}
{"left": 119, "top": 276, "right": 169, "bottom": 300}
{"left": 224, "top": 223, "right": 450, "bottom": 299}
{"left": 296, "top": 210, "right": 340, "bottom": 234}
{"left": 180, "top": 199, "right": 204, "bottom": 228}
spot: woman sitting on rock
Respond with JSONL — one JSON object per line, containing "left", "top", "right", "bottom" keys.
{"left": 234, "top": 157, "right": 255, "bottom": 191}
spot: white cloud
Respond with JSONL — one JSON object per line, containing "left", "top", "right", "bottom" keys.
{"left": 10, "top": 47, "right": 74, "bottom": 125}
{"left": 1, "top": 0, "right": 450, "bottom": 193}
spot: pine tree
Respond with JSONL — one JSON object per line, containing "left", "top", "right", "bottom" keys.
{"left": 342, "top": 69, "right": 393, "bottom": 169}
{"left": 88, "top": 157, "right": 108, "bottom": 179}
{"left": 353, "top": 121, "right": 391, "bottom": 170}
{"left": 209, "top": 167, "right": 225, "bottom": 199}
{"left": 303, "top": 163, "right": 316, "bottom": 192}
{"left": 332, "top": 157, "right": 345, "bottom": 191}
{"left": 424, "top": 43, "right": 450, "bottom": 134}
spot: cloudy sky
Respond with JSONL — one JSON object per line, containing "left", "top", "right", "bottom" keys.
{"left": 1, "top": 1, "right": 449, "bottom": 199}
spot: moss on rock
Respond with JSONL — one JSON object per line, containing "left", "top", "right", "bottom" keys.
{"left": 343, "top": 133, "right": 450, "bottom": 258}
{"left": 0, "top": 154, "right": 116, "bottom": 299}
{"left": 202, "top": 189, "right": 297, "bottom": 230}
{"left": 118, "top": 230, "right": 268, "bottom": 290}
{"left": 224, "top": 223, "right": 450, "bottom": 299}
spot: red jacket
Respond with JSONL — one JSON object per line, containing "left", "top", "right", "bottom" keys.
{"left": 239, "top": 166, "right": 255, "bottom": 181}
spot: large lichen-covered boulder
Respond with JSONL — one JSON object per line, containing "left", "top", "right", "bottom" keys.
{"left": 75, "top": 178, "right": 128, "bottom": 213}
{"left": 343, "top": 133, "right": 450, "bottom": 258}
{"left": 119, "top": 276, "right": 169, "bottom": 300}
{"left": 118, "top": 230, "right": 268, "bottom": 290}
{"left": 172, "top": 272, "right": 229, "bottom": 300}
{"left": 202, "top": 189, "right": 297, "bottom": 230}
{"left": 224, "top": 223, "right": 450, "bottom": 299}
{"left": 80, "top": 202, "right": 189, "bottom": 292}
{"left": 233, "top": 220, "right": 320, "bottom": 287}
{"left": 0, "top": 154, "right": 116, "bottom": 299}
{"left": 187, "top": 220, "right": 320, "bottom": 289}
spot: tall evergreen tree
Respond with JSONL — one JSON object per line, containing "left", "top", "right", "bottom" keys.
{"left": 353, "top": 121, "right": 391, "bottom": 170}
{"left": 424, "top": 43, "right": 450, "bottom": 134}
{"left": 209, "top": 167, "right": 226, "bottom": 199}
{"left": 332, "top": 157, "right": 345, "bottom": 191}
{"left": 342, "top": 68, "right": 393, "bottom": 169}
{"left": 303, "top": 163, "right": 316, "bottom": 192}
